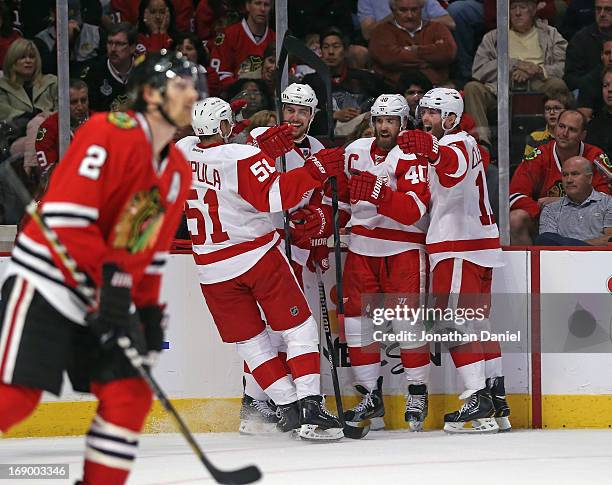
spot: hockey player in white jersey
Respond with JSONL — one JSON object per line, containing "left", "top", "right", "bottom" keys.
{"left": 398, "top": 88, "right": 511, "bottom": 433}
{"left": 176, "top": 97, "right": 346, "bottom": 441}
{"left": 326, "top": 94, "right": 432, "bottom": 431}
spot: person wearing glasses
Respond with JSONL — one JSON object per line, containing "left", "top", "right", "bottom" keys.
{"left": 80, "top": 22, "right": 137, "bottom": 112}
{"left": 523, "top": 86, "right": 573, "bottom": 157}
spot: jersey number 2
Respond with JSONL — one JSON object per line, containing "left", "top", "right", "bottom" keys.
{"left": 186, "top": 189, "right": 229, "bottom": 245}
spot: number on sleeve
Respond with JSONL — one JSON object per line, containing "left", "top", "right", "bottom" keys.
{"left": 249, "top": 159, "right": 276, "bottom": 182}
{"left": 78, "top": 145, "right": 107, "bottom": 180}
{"left": 475, "top": 170, "right": 495, "bottom": 225}
{"left": 404, "top": 164, "right": 427, "bottom": 184}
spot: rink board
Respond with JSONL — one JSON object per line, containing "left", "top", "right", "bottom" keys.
{"left": 1, "top": 249, "right": 611, "bottom": 437}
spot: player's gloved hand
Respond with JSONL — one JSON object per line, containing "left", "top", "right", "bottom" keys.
{"left": 397, "top": 130, "right": 439, "bottom": 162}
{"left": 349, "top": 169, "right": 391, "bottom": 206}
{"left": 304, "top": 147, "right": 345, "bottom": 183}
{"left": 230, "top": 99, "right": 251, "bottom": 135}
{"left": 256, "top": 123, "right": 294, "bottom": 158}
{"left": 137, "top": 305, "right": 166, "bottom": 367}
{"left": 306, "top": 238, "right": 330, "bottom": 273}
{"left": 87, "top": 263, "right": 133, "bottom": 350}
{"left": 289, "top": 205, "right": 328, "bottom": 248}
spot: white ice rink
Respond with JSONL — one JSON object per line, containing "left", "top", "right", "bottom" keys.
{"left": 2, "top": 429, "right": 612, "bottom": 484}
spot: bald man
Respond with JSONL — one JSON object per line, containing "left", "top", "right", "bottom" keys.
{"left": 537, "top": 156, "right": 612, "bottom": 246}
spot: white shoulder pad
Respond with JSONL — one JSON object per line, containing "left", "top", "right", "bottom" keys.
{"left": 249, "top": 126, "right": 270, "bottom": 140}
{"left": 306, "top": 134, "right": 325, "bottom": 153}
{"left": 175, "top": 136, "right": 200, "bottom": 157}
{"left": 388, "top": 144, "right": 416, "bottom": 160}
{"left": 345, "top": 136, "right": 375, "bottom": 154}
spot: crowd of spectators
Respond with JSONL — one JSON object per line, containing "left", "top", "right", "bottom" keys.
{"left": 0, "top": 0, "right": 610, "bottom": 245}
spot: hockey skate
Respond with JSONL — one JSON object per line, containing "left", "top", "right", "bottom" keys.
{"left": 487, "top": 376, "right": 512, "bottom": 432}
{"left": 239, "top": 394, "right": 279, "bottom": 435}
{"left": 298, "top": 395, "right": 344, "bottom": 441}
{"left": 443, "top": 388, "right": 499, "bottom": 434}
{"left": 344, "top": 376, "right": 385, "bottom": 425}
{"left": 276, "top": 401, "right": 300, "bottom": 435}
{"left": 404, "top": 384, "right": 428, "bottom": 431}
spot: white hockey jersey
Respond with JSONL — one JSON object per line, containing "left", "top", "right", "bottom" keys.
{"left": 331, "top": 137, "right": 429, "bottom": 257}
{"left": 249, "top": 128, "right": 325, "bottom": 266}
{"left": 427, "top": 130, "right": 503, "bottom": 270}
{"left": 176, "top": 137, "right": 322, "bottom": 283}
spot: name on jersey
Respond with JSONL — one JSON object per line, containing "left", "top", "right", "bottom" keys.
{"left": 191, "top": 161, "right": 221, "bottom": 190}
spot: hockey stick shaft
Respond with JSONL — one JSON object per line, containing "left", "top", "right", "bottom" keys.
{"left": 0, "top": 162, "right": 261, "bottom": 485}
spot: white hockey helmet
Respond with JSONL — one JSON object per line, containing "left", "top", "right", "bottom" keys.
{"left": 370, "top": 94, "right": 410, "bottom": 130}
{"left": 281, "top": 83, "right": 318, "bottom": 114}
{"left": 192, "top": 97, "right": 234, "bottom": 140}
{"left": 418, "top": 88, "right": 463, "bottom": 131}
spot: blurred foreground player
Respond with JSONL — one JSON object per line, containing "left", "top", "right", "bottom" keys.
{"left": 0, "top": 51, "right": 200, "bottom": 484}
{"left": 176, "top": 97, "right": 345, "bottom": 441}
{"left": 399, "top": 88, "right": 511, "bottom": 433}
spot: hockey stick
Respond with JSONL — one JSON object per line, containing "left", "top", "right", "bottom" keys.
{"left": 0, "top": 162, "right": 262, "bottom": 485}
{"left": 316, "top": 266, "right": 370, "bottom": 439}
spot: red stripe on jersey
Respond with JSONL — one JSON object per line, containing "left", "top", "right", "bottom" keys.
{"left": 352, "top": 225, "right": 426, "bottom": 244}
{"left": 400, "top": 345, "right": 431, "bottom": 369}
{"left": 348, "top": 342, "right": 381, "bottom": 366}
{"left": 450, "top": 341, "right": 484, "bottom": 368}
{"left": 426, "top": 237, "right": 500, "bottom": 254}
{"left": 251, "top": 357, "right": 289, "bottom": 390}
{"left": 287, "top": 352, "right": 320, "bottom": 379}
{"left": 192, "top": 231, "right": 278, "bottom": 265}
{"left": 0, "top": 280, "right": 28, "bottom": 379}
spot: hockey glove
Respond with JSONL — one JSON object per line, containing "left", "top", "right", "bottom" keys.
{"left": 349, "top": 169, "right": 391, "bottom": 206}
{"left": 289, "top": 205, "right": 328, "bottom": 248}
{"left": 304, "top": 147, "right": 345, "bottom": 183}
{"left": 306, "top": 238, "right": 330, "bottom": 273}
{"left": 397, "top": 130, "right": 439, "bottom": 162}
{"left": 87, "top": 263, "right": 133, "bottom": 350}
{"left": 256, "top": 123, "right": 294, "bottom": 159}
{"left": 230, "top": 99, "right": 251, "bottom": 135}
{"left": 137, "top": 305, "right": 166, "bottom": 367}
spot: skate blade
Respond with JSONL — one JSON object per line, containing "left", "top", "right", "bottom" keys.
{"left": 369, "top": 416, "right": 386, "bottom": 431}
{"left": 298, "top": 424, "right": 344, "bottom": 441}
{"left": 495, "top": 416, "right": 512, "bottom": 432}
{"left": 239, "top": 420, "right": 279, "bottom": 436}
{"left": 406, "top": 419, "right": 425, "bottom": 432}
{"left": 444, "top": 418, "right": 499, "bottom": 434}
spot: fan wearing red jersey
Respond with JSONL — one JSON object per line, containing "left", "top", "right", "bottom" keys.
{"left": 322, "top": 94, "right": 431, "bottom": 432}
{"left": 0, "top": 51, "right": 201, "bottom": 484}
{"left": 176, "top": 97, "right": 345, "bottom": 441}
{"left": 509, "top": 109, "right": 610, "bottom": 245}
{"left": 399, "top": 88, "right": 510, "bottom": 434}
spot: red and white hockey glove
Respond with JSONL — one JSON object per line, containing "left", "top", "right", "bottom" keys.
{"left": 230, "top": 99, "right": 251, "bottom": 135}
{"left": 397, "top": 130, "right": 439, "bottom": 162}
{"left": 289, "top": 204, "right": 328, "bottom": 248}
{"left": 348, "top": 169, "right": 391, "bottom": 206}
{"left": 306, "top": 238, "right": 330, "bottom": 273}
{"left": 256, "top": 123, "right": 294, "bottom": 159}
{"left": 304, "top": 147, "right": 345, "bottom": 183}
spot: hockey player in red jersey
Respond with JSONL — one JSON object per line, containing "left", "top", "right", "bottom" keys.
{"left": 0, "top": 51, "right": 200, "bottom": 483}
{"left": 176, "top": 97, "right": 345, "bottom": 441}
{"left": 398, "top": 88, "right": 510, "bottom": 433}
{"left": 509, "top": 109, "right": 610, "bottom": 245}
{"left": 326, "top": 94, "right": 432, "bottom": 432}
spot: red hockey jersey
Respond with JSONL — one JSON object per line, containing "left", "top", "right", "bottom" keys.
{"left": 510, "top": 141, "right": 609, "bottom": 219}
{"left": 110, "top": 0, "right": 194, "bottom": 33}
{"left": 3, "top": 112, "right": 192, "bottom": 323}
{"left": 209, "top": 19, "right": 275, "bottom": 89}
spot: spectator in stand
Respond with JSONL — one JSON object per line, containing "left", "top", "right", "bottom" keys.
{"left": 304, "top": 27, "right": 385, "bottom": 137}
{"left": 358, "top": 0, "right": 455, "bottom": 41}
{"left": 110, "top": 0, "right": 194, "bottom": 33}
{"left": 577, "top": 39, "right": 612, "bottom": 120}
{"left": 0, "top": 39, "right": 58, "bottom": 122}
{"left": 368, "top": 0, "right": 457, "bottom": 88}
{"left": 226, "top": 78, "right": 273, "bottom": 119}
{"left": 537, "top": 156, "right": 612, "bottom": 246}
{"left": 464, "top": 0, "right": 567, "bottom": 147}
{"left": 175, "top": 32, "right": 221, "bottom": 96}
{"left": 398, "top": 69, "right": 432, "bottom": 128}
{"left": 344, "top": 113, "right": 374, "bottom": 145}
{"left": 260, "top": 43, "right": 276, "bottom": 98}
{"left": 0, "top": 1, "right": 21, "bottom": 68}
{"left": 136, "top": 0, "right": 176, "bottom": 55}
{"left": 80, "top": 22, "right": 136, "bottom": 112}
{"left": 194, "top": 0, "right": 245, "bottom": 46}
{"left": 585, "top": 66, "right": 612, "bottom": 157}
{"left": 509, "top": 109, "right": 610, "bottom": 245}
{"left": 35, "top": 79, "right": 91, "bottom": 177}
{"left": 564, "top": 0, "right": 612, "bottom": 93}
{"left": 524, "top": 86, "right": 574, "bottom": 157}
{"left": 560, "top": 0, "right": 597, "bottom": 41}
{"left": 209, "top": 0, "right": 275, "bottom": 91}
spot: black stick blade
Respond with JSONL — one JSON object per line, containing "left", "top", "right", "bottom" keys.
{"left": 343, "top": 423, "right": 370, "bottom": 440}
{"left": 211, "top": 464, "right": 262, "bottom": 485}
